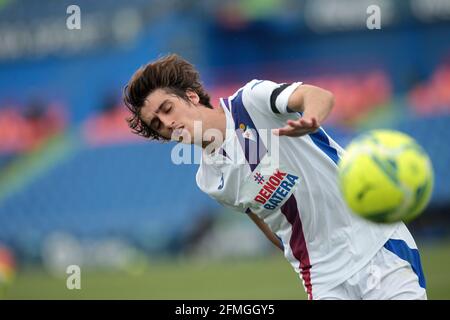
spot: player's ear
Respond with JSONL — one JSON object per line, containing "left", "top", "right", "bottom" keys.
{"left": 186, "top": 89, "right": 200, "bottom": 105}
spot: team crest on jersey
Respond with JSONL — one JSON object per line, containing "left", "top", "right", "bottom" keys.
{"left": 253, "top": 169, "right": 299, "bottom": 210}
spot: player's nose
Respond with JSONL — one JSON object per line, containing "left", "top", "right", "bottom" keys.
{"left": 159, "top": 115, "right": 175, "bottom": 129}
{"left": 167, "top": 120, "right": 176, "bottom": 130}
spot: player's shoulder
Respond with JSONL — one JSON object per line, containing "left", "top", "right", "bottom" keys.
{"left": 243, "top": 79, "right": 265, "bottom": 90}
{"left": 228, "top": 79, "right": 277, "bottom": 97}
{"left": 225, "top": 79, "right": 259, "bottom": 100}
{"left": 232, "top": 79, "right": 280, "bottom": 104}
{"left": 221, "top": 79, "right": 273, "bottom": 118}
{"left": 242, "top": 79, "right": 278, "bottom": 93}
{"left": 227, "top": 79, "right": 302, "bottom": 115}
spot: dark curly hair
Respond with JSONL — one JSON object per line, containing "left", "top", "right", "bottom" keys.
{"left": 123, "top": 54, "right": 213, "bottom": 140}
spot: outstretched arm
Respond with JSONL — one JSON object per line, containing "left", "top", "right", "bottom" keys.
{"left": 248, "top": 211, "right": 283, "bottom": 251}
{"left": 272, "top": 84, "right": 334, "bottom": 137}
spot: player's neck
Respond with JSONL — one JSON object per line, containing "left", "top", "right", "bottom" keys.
{"left": 200, "top": 105, "right": 227, "bottom": 150}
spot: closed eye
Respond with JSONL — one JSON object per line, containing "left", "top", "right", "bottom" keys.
{"left": 149, "top": 100, "right": 171, "bottom": 131}
{"left": 150, "top": 118, "right": 161, "bottom": 131}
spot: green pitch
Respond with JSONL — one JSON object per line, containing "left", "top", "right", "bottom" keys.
{"left": 3, "top": 240, "right": 450, "bottom": 299}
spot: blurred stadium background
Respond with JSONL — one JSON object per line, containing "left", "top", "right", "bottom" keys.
{"left": 0, "top": 0, "right": 450, "bottom": 299}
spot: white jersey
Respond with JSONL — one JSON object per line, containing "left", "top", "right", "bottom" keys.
{"left": 196, "top": 79, "right": 401, "bottom": 299}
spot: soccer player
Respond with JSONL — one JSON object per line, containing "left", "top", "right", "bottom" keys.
{"left": 123, "top": 54, "right": 427, "bottom": 300}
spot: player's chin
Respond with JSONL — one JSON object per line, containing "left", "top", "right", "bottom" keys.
{"left": 170, "top": 130, "right": 194, "bottom": 144}
{"left": 174, "top": 138, "right": 195, "bottom": 145}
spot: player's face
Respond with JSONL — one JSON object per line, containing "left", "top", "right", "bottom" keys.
{"left": 140, "top": 88, "right": 202, "bottom": 142}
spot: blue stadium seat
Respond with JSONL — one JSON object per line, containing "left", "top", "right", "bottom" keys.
{"left": 0, "top": 142, "right": 220, "bottom": 254}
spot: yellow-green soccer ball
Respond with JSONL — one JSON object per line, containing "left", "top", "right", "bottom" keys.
{"left": 338, "top": 130, "right": 434, "bottom": 223}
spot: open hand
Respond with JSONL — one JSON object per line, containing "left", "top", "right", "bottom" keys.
{"left": 272, "top": 116, "right": 320, "bottom": 137}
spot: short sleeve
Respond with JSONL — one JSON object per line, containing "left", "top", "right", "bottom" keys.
{"left": 243, "top": 79, "right": 302, "bottom": 115}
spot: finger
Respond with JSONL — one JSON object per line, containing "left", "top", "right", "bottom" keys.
{"left": 298, "top": 118, "right": 312, "bottom": 128}
{"left": 300, "top": 118, "right": 314, "bottom": 127}
{"left": 287, "top": 119, "right": 302, "bottom": 128}
{"left": 273, "top": 122, "right": 296, "bottom": 135}
{"left": 280, "top": 129, "right": 310, "bottom": 137}
{"left": 276, "top": 126, "right": 298, "bottom": 136}
{"left": 279, "top": 126, "right": 315, "bottom": 137}
{"left": 272, "top": 127, "right": 294, "bottom": 136}
{"left": 282, "top": 126, "right": 321, "bottom": 137}
{"left": 288, "top": 119, "right": 310, "bottom": 129}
